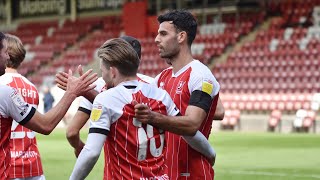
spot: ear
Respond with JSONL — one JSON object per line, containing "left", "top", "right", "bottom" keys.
{"left": 177, "top": 31, "right": 187, "bottom": 44}
{"left": 110, "top": 66, "right": 117, "bottom": 79}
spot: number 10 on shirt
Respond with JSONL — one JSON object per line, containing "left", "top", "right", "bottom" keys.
{"left": 133, "top": 118, "right": 164, "bottom": 161}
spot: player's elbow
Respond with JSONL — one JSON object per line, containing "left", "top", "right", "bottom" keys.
{"left": 38, "top": 127, "right": 54, "bottom": 135}
{"left": 90, "top": 151, "right": 100, "bottom": 160}
{"left": 174, "top": 125, "right": 198, "bottom": 136}
{"left": 86, "top": 147, "right": 101, "bottom": 161}
{"left": 186, "top": 128, "right": 198, "bottom": 136}
{"left": 215, "top": 110, "right": 225, "bottom": 120}
{"left": 185, "top": 123, "right": 200, "bottom": 136}
{"left": 214, "top": 106, "right": 225, "bottom": 121}
{"left": 66, "top": 127, "right": 79, "bottom": 139}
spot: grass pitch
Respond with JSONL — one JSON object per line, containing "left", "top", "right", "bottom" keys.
{"left": 37, "top": 129, "right": 320, "bottom": 180}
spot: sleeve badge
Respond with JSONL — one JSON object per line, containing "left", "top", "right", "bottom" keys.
{"left": 90, "top": 105, "right": 102, "bottom": 121}
{"left": 202, "top": 80, "right": 214, "bottom": 95}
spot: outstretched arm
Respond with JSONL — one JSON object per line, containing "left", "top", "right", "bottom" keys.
{"left": 23, "top": 69, "right": 97, "bottom": 135}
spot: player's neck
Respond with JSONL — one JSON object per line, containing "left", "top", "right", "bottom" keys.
{"left": 171, "top": 49, "right": 193, "bottom": 74}
{"left": 5, "top": 68, "right": 18, "bottom": 73}
{"left": 114, "top": 75, "right": 137, "bottom": 86}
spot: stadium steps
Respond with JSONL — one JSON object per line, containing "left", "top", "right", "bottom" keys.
{"left": 54, "top": 29, "right": 97, "bottom": 62}
{"left": 213, "top": 113, "right": 320, "bottom": 133}
{"left": 82, "top": 56, "right": 101, "bottom": 76}
{"left": 208, "top": 17, "right": 273, "bottom": 69}
{"left": 27, "top": 28, "right": 99, "bottom": 86}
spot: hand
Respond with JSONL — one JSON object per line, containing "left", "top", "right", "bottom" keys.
{"left": 74, "top": 142, "right": 85, "bottom": 158}
{"left": 66, "top": 68, "right": 98, "bottom": 97}
{"left": 55, "top": 65, "right": 85, "bottom": 91}
{"left": 55, "top": 71, "right": 68, "bottom": 91}
{"left": 133, "top": 100, "right": 153, "bottom": 124}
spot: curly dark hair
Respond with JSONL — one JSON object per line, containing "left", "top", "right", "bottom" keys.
{"left": 157, "top": 9, "right": 197, "bottom": 46}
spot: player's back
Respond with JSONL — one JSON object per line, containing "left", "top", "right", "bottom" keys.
{"left": 103, "top": 74, "right": 154, "bottom": 180}
{"left": 95, "top": 80, "right": 178, "bottom": 180}
{"left": 0, "top": 73, "right": 43, "bottom": 178}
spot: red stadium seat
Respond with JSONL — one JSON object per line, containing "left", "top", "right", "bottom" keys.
{"left": 268, "top": 110, "right": 282, "bottom": 132}
{"left": 220, "top": 109, "right": 241, "bottom": 130}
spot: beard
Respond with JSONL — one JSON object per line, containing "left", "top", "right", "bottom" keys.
{"left": 165, "top": 58, "right": 172, "bottom": 65}
{"left": 160, "top": 46, "right": 179, "bottom": 65}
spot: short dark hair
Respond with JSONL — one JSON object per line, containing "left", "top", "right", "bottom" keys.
{"left": 98, "top": 38, "right": 139, "bottom": 76}
{"left": 120, "top": 35, "right": 141, "bottom": 59}
{"left": 158, "top": 9, "right": 197, "bottom": 46}
{"left": 0, "top": 32, "right": 5, "bottom": 50}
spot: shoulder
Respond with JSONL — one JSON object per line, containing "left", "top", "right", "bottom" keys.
{"left": 140, "top": 82, "right": 169, "bottom": 99}
{"left": 188, "top": 60, "right": 220, "bottom": 94}
{"left": 0, "top": 85, "right": 17, "bottom": 106}
{"left": 156, "top": 67, "right": 173, "bottom": 81}
{"left": 94, "top": 77, "right": 106, "bottom": 92}
{"left": 0, "top": 85, "right": 15, "bottom": 97}
{"left": 189, "top": 61, "right": 217, "bottom": 81}
{"left": 96, "top": 89, "right": 112, "bottom": 99}
{"left": 158, "top": 67, "right": 173, "bottom": 76}
{"left": 21, "top": 75, "right": 38, "bottom": 88}
{"left": 137, "top": 73, "right": 154, "bottom": 84}
{"left": 190, "top": 60, "right": 213, "bottom": 76}
{"left": 0, "top": 73, "right": 13, "bottom": 85}
{"left": 94, "top": 87, "right": 118, "bottom": 103}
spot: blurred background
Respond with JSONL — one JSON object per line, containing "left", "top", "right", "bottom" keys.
{"left": 0, "top": 0, "right": 320, "bottom": 179}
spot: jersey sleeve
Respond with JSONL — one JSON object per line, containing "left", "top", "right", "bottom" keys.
{"left": 188, "top": 70, "right": 220, "bottom": 98}
{"left": 78, "top": 77, "right": 106, "bottom": 115}
{"left": 88, "top": 93, "right": 113, "bottom": 136}
{"left": 78, "top": 96, "right": 93, "bottom": 115}
{"left": 187, "top": 68, "right": 220, "bottom": 112}
{"left": 0, "top": 87, "right": 35, "bottom": 124}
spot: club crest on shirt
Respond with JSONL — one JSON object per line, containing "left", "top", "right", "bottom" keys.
{"left": 176, "top": 81, "right": 185, "bottom": 94}
{"left": 202, "top": 79, "right": 214, "bottom": 95}
{"left": 90, "top": 105, "right": 102, "bottom": 121}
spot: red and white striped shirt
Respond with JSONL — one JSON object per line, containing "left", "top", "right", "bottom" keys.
{"left": 103, "top": 73, "right": 155, "bottom": 180}
{"left": 77, "top": 75, "right": 155, "bottom": 180}
{"left": 154, "top": 60, "right": 220, "bottom": 180}
{"left": 0, "top": 73, "right": 43, "bottom": 178}
{"left": 90, "top": 80, "right": 179, "bottom": 179}
{"left": 0, "top": 85, "right": 35, "bottom": 180}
